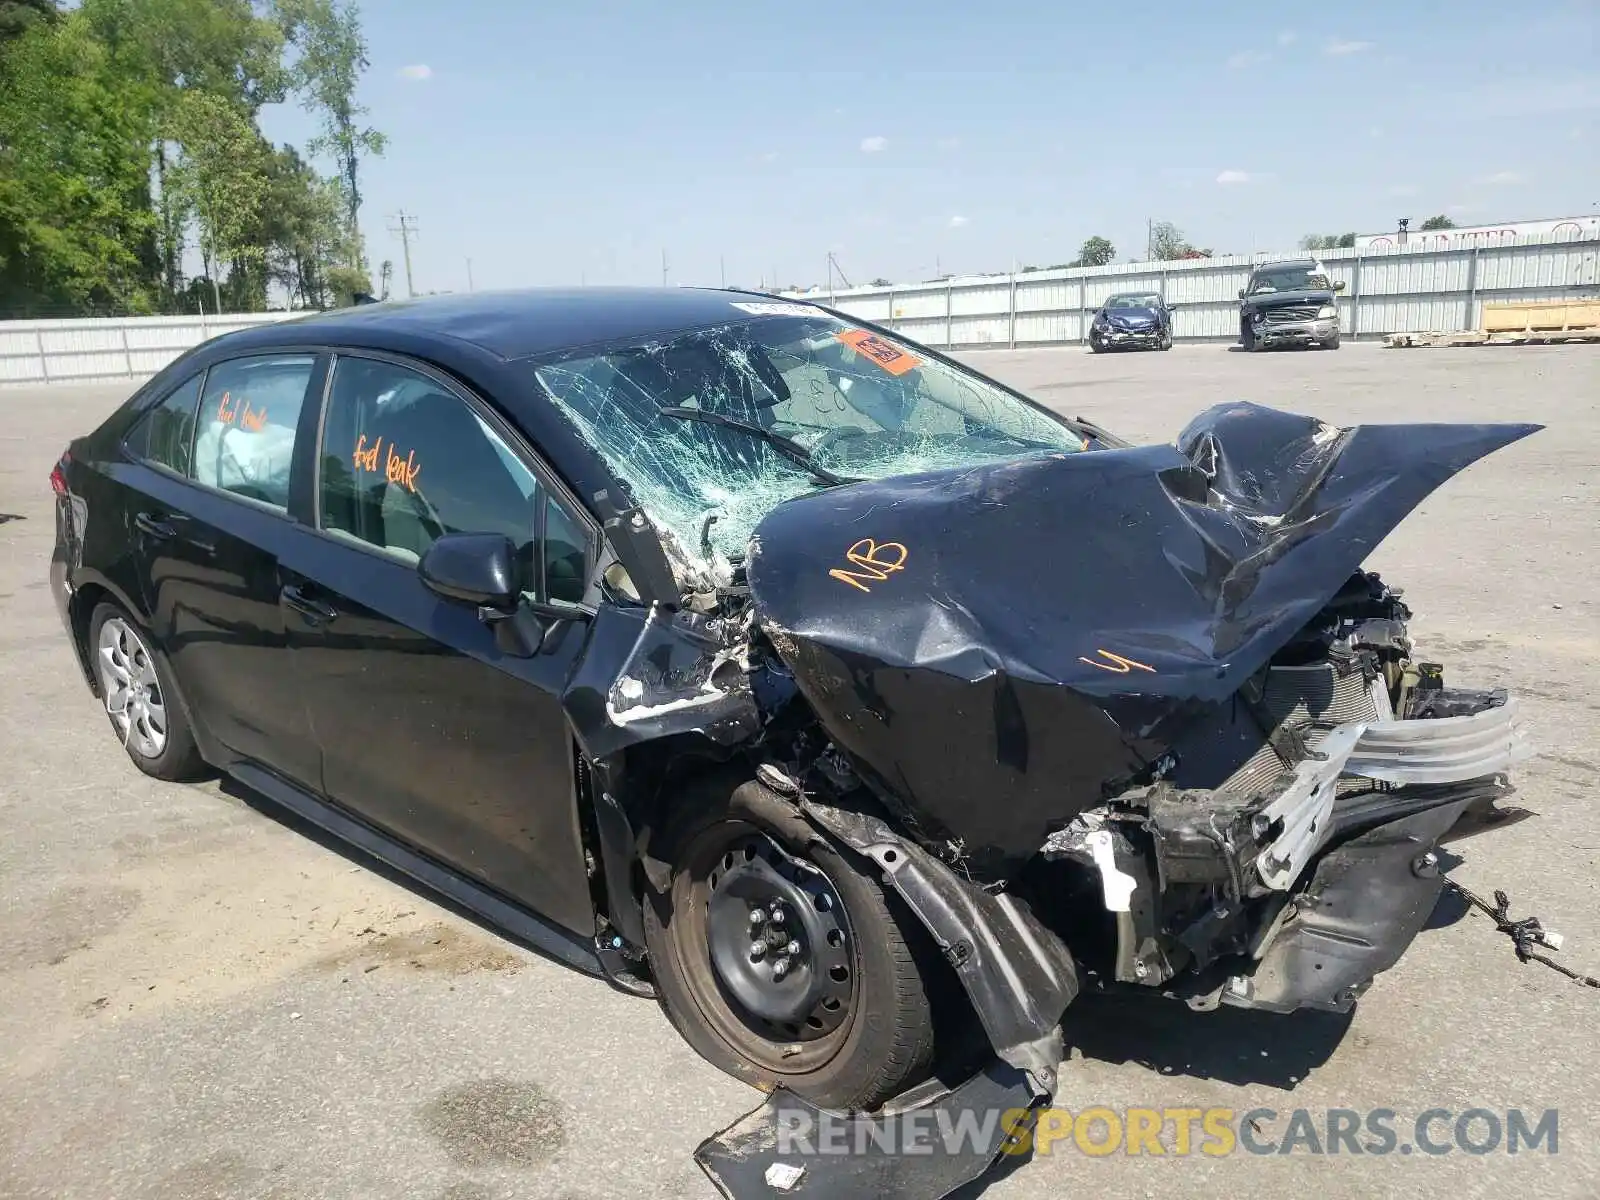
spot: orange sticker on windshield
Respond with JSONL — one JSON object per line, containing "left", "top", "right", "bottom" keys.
{"left": 836, "top": 330, "right": 922, "bottom": 376}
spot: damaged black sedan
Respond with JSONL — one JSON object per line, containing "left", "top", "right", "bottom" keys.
{"left": 52, "top": 288, "right": 1537, "bottom": 1191}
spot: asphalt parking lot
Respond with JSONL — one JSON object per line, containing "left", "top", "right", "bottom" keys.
{"left": 1, "top": 341, "right": 1596, "bottom": 1199}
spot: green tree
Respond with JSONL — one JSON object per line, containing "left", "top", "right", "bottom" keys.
{"left": 166, "top": 89, "right": 273, "bottom": 313}
{"left": 1072, "top": 235, "right": 1115, "bottom": 267}
{"left": 80, "top": 0, "right": 287, "bottom": 305}
{"left": 0, "top": 10, "right": 160, "bottom": 313}
{"left": 1148, "top": 221, "right": 1195, "bottom": 261}
{"left": 277, "top": 0, "right": 386, "bottom": 271}
{"left": 1300, "top": 232, "right": 1357, "bottom": 250}
{"left": 0, "top": 0, "right": 56, "bottom": 44}
{"left": 1420, "top": 214, "right": 1457, "bottom": 231}
{"left": 263, "top": 145, "right": 348, "bottom": 308}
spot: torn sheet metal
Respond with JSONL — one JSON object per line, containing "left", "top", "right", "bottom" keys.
{"left": 695, "top": 1060, "right": 1045, "bottom": 1200}
{"left": 745, "top": 402, "right": 1540, "bottom": 873}
{"left": 802, "top": 800, "right": 1075, "bottom": 1089}
{"left": 561, "top": 603, "right": 760, "bottom": 762}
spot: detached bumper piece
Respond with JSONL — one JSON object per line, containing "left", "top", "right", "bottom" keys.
{"left": 695, "top": 1061, "right": 1045, "bottom": 1199}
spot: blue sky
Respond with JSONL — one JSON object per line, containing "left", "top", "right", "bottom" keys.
{"left": 259, "top": 0, "right": 1600, "bottom": 293}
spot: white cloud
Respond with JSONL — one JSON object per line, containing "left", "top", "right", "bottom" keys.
{"left": 1325, "top": 39, "right": 1374, "bottom": 55}
{"left": 1388, "top": 183, "right": 1419, "bottom": 197}
{"left": 758, "top": 151, "right": 779, "bottom": 163}
{"left": 859, "top": 135, "right": 888, "bottom": 153}
{"left": 1482, "top": 169, "right": 1524, "bottom": 185}
{"left": 936, "top": 136, "right": 962, "bottom": 151}
{"left": 1226, "top": 50, "right": 1269, "bottom": 69}
{"left": 1216, "top": 169, "right": 1251, "bottom": 185}
{"left": 1448, "top": 203, "right": 1481, "bottom": 214}
{"left": 398, "top": 63, "right": 432, "bottom": 81}
{"left": 1277, "top": 30, "right": 1297, "bottom": 46}
{"left": 948, "top": 215, "right": 969, "bottom": 228}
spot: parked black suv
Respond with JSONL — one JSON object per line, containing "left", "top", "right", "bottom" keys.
{"left": 1239, "top": 258, "right": 1346, "bottom": 350}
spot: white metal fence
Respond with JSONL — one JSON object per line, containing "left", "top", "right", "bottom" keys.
{"left": 0, "top": 312, "right": 295, "bottom": 387}
{"left": 5, "top": 233, "right": 1596, "bottom": 385}
{"left": 787, "top": 232, "right": 1600, "bottom": 348}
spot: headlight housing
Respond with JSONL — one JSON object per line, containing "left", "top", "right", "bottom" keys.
{"left": 1318, "top": 304, "right": 1338, "bottom": 319}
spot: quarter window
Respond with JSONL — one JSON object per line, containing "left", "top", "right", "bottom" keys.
{"left": 125, "top": 373, "right": 204, "bottom": 475}
{"left": 190, "top": 355, "right": 315, "bottom": 510}
{"left": 317, "top": 356, "right": 588, "bottom": 601}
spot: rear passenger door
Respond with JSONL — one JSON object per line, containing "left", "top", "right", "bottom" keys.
{"left": 278, "top": 352, "right": 597, "bottom": 935}
{"left": 121, "top": 352, "right": 324, "bottom": 786}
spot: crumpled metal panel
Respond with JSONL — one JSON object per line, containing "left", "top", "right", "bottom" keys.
{"left": 746, "top": 401, "right": 1540, "bottom": 873}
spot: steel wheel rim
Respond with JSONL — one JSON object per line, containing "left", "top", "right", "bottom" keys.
{"left": 97, "top": 618, "right": 167, "bottom": 758}
{"left": 703, "top": 831, "right": 855, "bottom": 1042}
{"left": 672, "top": 822, "right": 861, "bottom": 1072}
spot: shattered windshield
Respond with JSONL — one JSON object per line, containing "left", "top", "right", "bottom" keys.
{"left": 1249, "top": 266, "right": 1328, "bottom": 294}
{"left": 533, "top": 311, "right": 1084, "bottom": 570}
{"left": 1107, "top": 294, "right": 1162, "bottom": 309}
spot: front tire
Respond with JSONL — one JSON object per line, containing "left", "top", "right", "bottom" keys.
{"left": 643, "top": 777, "right": 936, "bottom": 1110}
{"left": 88, "top": 602, "right": 207, "bottom": 782}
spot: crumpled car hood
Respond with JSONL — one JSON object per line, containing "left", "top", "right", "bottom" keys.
{"left": 745, "top": 401, "right": 1540, "bottom": 873}
{"left": 1242, "top": 287, "right": 1334, "bottom": 309}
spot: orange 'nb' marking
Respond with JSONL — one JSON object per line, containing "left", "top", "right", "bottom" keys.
{"left": 1079, "top": 649, "right": 1157, "bottom": 675}
{"left": 352, "top": 434, "right": 422, "bottom": 493}
{"left": 829, "top": 538, "right": 908, "bottom": 593}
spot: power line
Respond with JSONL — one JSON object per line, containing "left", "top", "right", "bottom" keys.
{"left": 387, "top": 210, "right": 419, "bottom": 298}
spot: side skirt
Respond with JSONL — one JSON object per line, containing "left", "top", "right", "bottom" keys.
{"left": 227, "top": 761, "right": 605, "bottom": 978}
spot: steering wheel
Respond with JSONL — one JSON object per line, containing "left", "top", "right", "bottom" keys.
{"left": 807, "top": 425, "right": 873, "bottom": 461}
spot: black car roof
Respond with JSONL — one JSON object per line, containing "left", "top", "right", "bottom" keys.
{"left": 263, "top": 286, "right": 798, "bottom": 361}
{"left": 1252, "top": 259, "right": 1319, "bottom": 272}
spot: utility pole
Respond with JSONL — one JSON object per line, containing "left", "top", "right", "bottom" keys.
{"left": 661, "top": 249, "right": 669, "bottom": 287}
{"left": 720, "top": 255, "right": 726, "bottom": 288}
{"left": 388, "top": 210, "right": 419, "bottom": 297}
{"left": 1146, "top": 218, "right": 1153, "bottom": 262}
{"left": 466, "top": 257, "right": 475, "bottom": 292}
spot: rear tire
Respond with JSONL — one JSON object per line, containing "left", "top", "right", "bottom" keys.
{"left": 87, "top": 602, "right": 207, "bottom": 782}
{"left": 643, "top": 776, "right": 936, "bottom": 1110}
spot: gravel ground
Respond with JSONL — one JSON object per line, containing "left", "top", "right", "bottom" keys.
{"left": 1, "top": 341, "right": 1596, "bottom": 1199}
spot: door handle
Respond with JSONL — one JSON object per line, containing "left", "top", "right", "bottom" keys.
{"left": 134, "top": 512, "right": 176, "bottom": 540}
{"left": 281, "top": 585, "right": 339, "bottom": 625}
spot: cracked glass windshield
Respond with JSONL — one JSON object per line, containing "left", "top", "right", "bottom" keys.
{"left": 533, "top": 309, "right": 1084, "bottom": 566}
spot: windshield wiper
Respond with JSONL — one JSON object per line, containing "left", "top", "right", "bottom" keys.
{"left": 658, "top": 406, "right": 859, "bottom": 485}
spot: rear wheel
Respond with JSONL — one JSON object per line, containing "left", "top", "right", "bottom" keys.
{"left": 88, "top": 602, "right": 207, "bottom": 782}
{"left": 643, "top": 777, "right": 936, "bottom": 1110}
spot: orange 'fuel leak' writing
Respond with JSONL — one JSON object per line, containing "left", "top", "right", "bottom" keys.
{"left": 352, "top": 434, "right": 422, "bottom": 493}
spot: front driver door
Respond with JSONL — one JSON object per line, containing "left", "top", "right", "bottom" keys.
{"left": 280, "top": 352, "right": 598, "bottom": 936}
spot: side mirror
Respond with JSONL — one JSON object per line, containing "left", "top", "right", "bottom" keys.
{"left": 1333, "top": 280, "right": 1348, "bottom": 292}
{"left": 1166, "top": 302, "right": 1180, "bottom": 311}
{"left": 1237, "top": 288, "right": 1247, "bottom": 299}
{"left": 419, "top": 532, "right": 523, "bottom": 608}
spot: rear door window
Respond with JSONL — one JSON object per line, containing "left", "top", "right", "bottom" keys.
{"left": 190, "top": 354, "right": 316, "bottom": 511}
{"left": 124, "top": 373, "right": 204, "bottom": 475}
